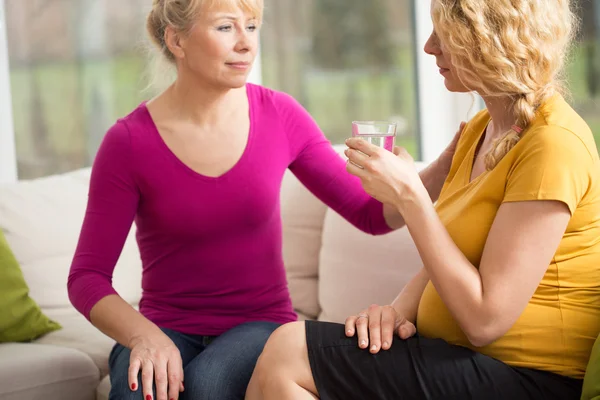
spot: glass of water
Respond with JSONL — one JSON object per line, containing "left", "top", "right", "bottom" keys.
{"left": 351, "top": 121, "right": 397, "bottom": 152}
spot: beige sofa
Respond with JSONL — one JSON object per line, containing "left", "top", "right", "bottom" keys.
{"left": 0, "top": 147, "right": 425, "bottom": 400}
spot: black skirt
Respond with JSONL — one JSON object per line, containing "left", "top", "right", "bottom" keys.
{"left": 305, "top": 320, "right": 582, "bottom": 400}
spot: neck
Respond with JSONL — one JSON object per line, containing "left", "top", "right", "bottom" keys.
{"left": 480, "top": 95, "right": 517, "bottom": 140}
{"left": 166, "top": 72, "right": 246, "bottom": 127}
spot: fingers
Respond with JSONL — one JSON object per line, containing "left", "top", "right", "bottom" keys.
{"left": 128, "top": 357, "right": 141, "bottom": 392}
{"left": 345, "top": 158, "right": 369, "bottom": 179}
{"left": 393, "top": 146, "right": 414, "bottom": 163}
{"left": 344, "top": 147, "right": 369, "bottom": 168}
{"left": 396, "top": 319, "right": 417, "bottom": 340}
{"left": 167, "top": 357, "right": 183, "bottom": 400}
{"left": 380, "top": 306, "right": 396, "bottom": 350}
{"left": 367, "top": 304, "right": 382, "bottom": 354}
{"left": 155, "top": 358, "right": 169, "bottom": 400}
{"left": 355, "top": 311, "right": 370, "bottom": 350}
{"left": 142, "top": 359, "right": 155, "bottom": 400}
{"left": 346, "top": 137, "right": 380, "bottom": 157}
{"left": 345, "top": 315, "right": 357, "bottom": 337}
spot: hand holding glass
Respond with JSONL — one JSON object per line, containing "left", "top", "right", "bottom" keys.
{"left": 351, "top": 121, "right": 397, "bottom": 152}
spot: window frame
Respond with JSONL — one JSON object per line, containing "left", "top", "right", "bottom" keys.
{"left": 0, "top": 0, "right": 17, "bottom": 184}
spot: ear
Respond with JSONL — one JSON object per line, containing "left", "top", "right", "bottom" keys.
{"left": 165, "top": 26, "right": 186, "bottom": 59}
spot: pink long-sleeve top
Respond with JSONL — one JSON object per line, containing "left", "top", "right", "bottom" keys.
{"left": 67, "top": 83, "right": 392, "bottom": 336}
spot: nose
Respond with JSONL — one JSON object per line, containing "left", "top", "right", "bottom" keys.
{"left": 423, "top": 30, "right": 440, "bottom": 56}
{"left": 234, "top": 28, "right": 253, "bottom": 53}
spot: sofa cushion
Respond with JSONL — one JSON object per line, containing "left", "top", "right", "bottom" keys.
{"left": 317, "top": 161, "right": 427, "bottom": 324}
{"left": 281, "top": 169, "right": 328, "bottom": 320}
{"left": 97, "top": 375, "right": 111, "bottom": 400}
{"left": 0, "top": 342, "right": 99, "bottom": 400}
{"left": 317, "top": 210, "right": 423, "bottom": 323}
{"left": 0, "top": 229, "right": 61, "bottom": 342}
{"left": 36, "top": 308, "right": 118, "bottom": 377}
{"left": 0, "top": 168, "right": 143, "bottom": 311}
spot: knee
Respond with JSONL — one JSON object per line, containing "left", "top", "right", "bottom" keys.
{"left": 184, "top": 371, "right": 242, "bottom": 400}
{"left": 254, "top": 321, "right": 306, "bottom": 383}
{"left": 108, "top": 345, "right": 146, "bottom": 400}
{"left": 108, "top": 373, "right": 146, "bottom": 400}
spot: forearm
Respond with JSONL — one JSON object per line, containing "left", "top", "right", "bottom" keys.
{"left": 89, "top": 294, "right": 163, "bottom": 349}
{"left": 390, "top": 268, "right": 430, "bottom": 324}
{"left": 400, "top": 193, "right": 487, "bottom": 343}
{"left": 383, "top": 159, "right": 450, "bottom": 229}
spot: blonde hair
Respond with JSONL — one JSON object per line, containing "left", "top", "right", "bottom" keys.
{"left": 145, "top": 0, "right": 263, "bottom": 90}
{"left": 432, "top": 0, "right": 578, "bottom": 170}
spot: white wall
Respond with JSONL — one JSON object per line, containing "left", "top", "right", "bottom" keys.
{"left": 414, "top": 0, "right": 483, "bottom": 163}
{"left": 248, "top": 47, "right": 262, "bottom": 85}
{"left": 0, "top": 0, "right": 17, "bottom": 184}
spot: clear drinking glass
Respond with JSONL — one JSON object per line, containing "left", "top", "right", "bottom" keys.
{"left": 351, "top": 121, "right": 397, "bottom": 152}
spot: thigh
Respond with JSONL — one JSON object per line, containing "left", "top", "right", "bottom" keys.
{"left": 306, "top": 321, "right": 582, "bottom": 400}
{"left": 182, "top": 321, "right": 280, "bottom": 400}
{"left": 108, "top": 327, "right": 202, "bottom": 400}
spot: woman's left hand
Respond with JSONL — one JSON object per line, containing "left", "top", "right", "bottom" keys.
{"left": 345, "top": 138, "right": 425, "bottom": 209}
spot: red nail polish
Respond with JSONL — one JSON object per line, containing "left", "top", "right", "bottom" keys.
{"left": 146, "top": 395, "right": 152, "bottom": 400}
{"left": 131, "top": 383, "right": 137, "bottom": 390}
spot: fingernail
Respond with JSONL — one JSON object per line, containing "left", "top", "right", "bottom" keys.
{"left": 146, "top": 395, "right": 152, "bottom": 400}
{"left": 371, "top": 345, "right": 377, "bottom": 351}
{"left": 383, "top": 341, "right": 390, "bottom": 348}
{"left": 131, "top": 383, "right": 137, "bottom": 390}
{"left": 360, "top": 339, "right": 367, "bottom": 347}
{"left": 347, "top": 329, "right": 353, "bottom": 334}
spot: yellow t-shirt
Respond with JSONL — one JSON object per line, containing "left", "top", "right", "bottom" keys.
{"left": 416, "top": 94, "right": 600, "bottom": 379}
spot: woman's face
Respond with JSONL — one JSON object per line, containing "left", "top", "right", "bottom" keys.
{"left": 172, "top": 3, "right": 260, "bottom": 88}
{"left": 423, "top": 0, "right": 470, "bottom": 93}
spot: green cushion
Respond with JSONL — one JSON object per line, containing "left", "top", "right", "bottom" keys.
{"left": 582, "top": 334, "right": 600, "bottom": 400}
{"left": 0, "top": 229, "right": 61, "bottom": 342}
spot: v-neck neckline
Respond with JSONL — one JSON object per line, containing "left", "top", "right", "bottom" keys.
{"left": 466, "top": 117, "right": 491, "bottom": 185}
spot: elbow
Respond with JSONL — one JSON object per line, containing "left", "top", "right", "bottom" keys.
{"left": 463, "top": 320, "right": 504, "bottom": 348}
{"left": 66, "top": 269, "right": 94, "bottom": 318}
{"left": 66, "top": 272, "right": 80, "bottom": 309}
{"left": 466, "top": 331, "right": 496, "bottom": 348}
{"left": 353, "top": 201, "right": 393, "bottom": 236}
{"left": 365, "top": 227, "right": 388, "bottom": 236}
{"left": 349, "top": 219, "right": 380, "bottom": 236}
{"left": 357, "top": 217, "right": 392, "bottom": 236}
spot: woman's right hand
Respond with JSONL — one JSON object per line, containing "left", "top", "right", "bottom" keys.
{"left": 128, "top": 331, "right": 185, "bottom": 400}
{"left": 345, "top": 304, "right": 417, "bottom": 354}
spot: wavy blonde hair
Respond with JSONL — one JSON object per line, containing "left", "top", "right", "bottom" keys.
{"left": 144, "top": 0, "right": 263, "bottom": 90}
{"left": 432, "top": 0, "right": 577, "bottom": 169}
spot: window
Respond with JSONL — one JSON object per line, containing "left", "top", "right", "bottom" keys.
{"left": 5, "top": 0, "right": 153, "bottom": 179}
{"left": 571, "top": 0, "right": 600, "bottom": 145}
{"left": 260, "top": 0, "right": 420, "bottom": 156}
